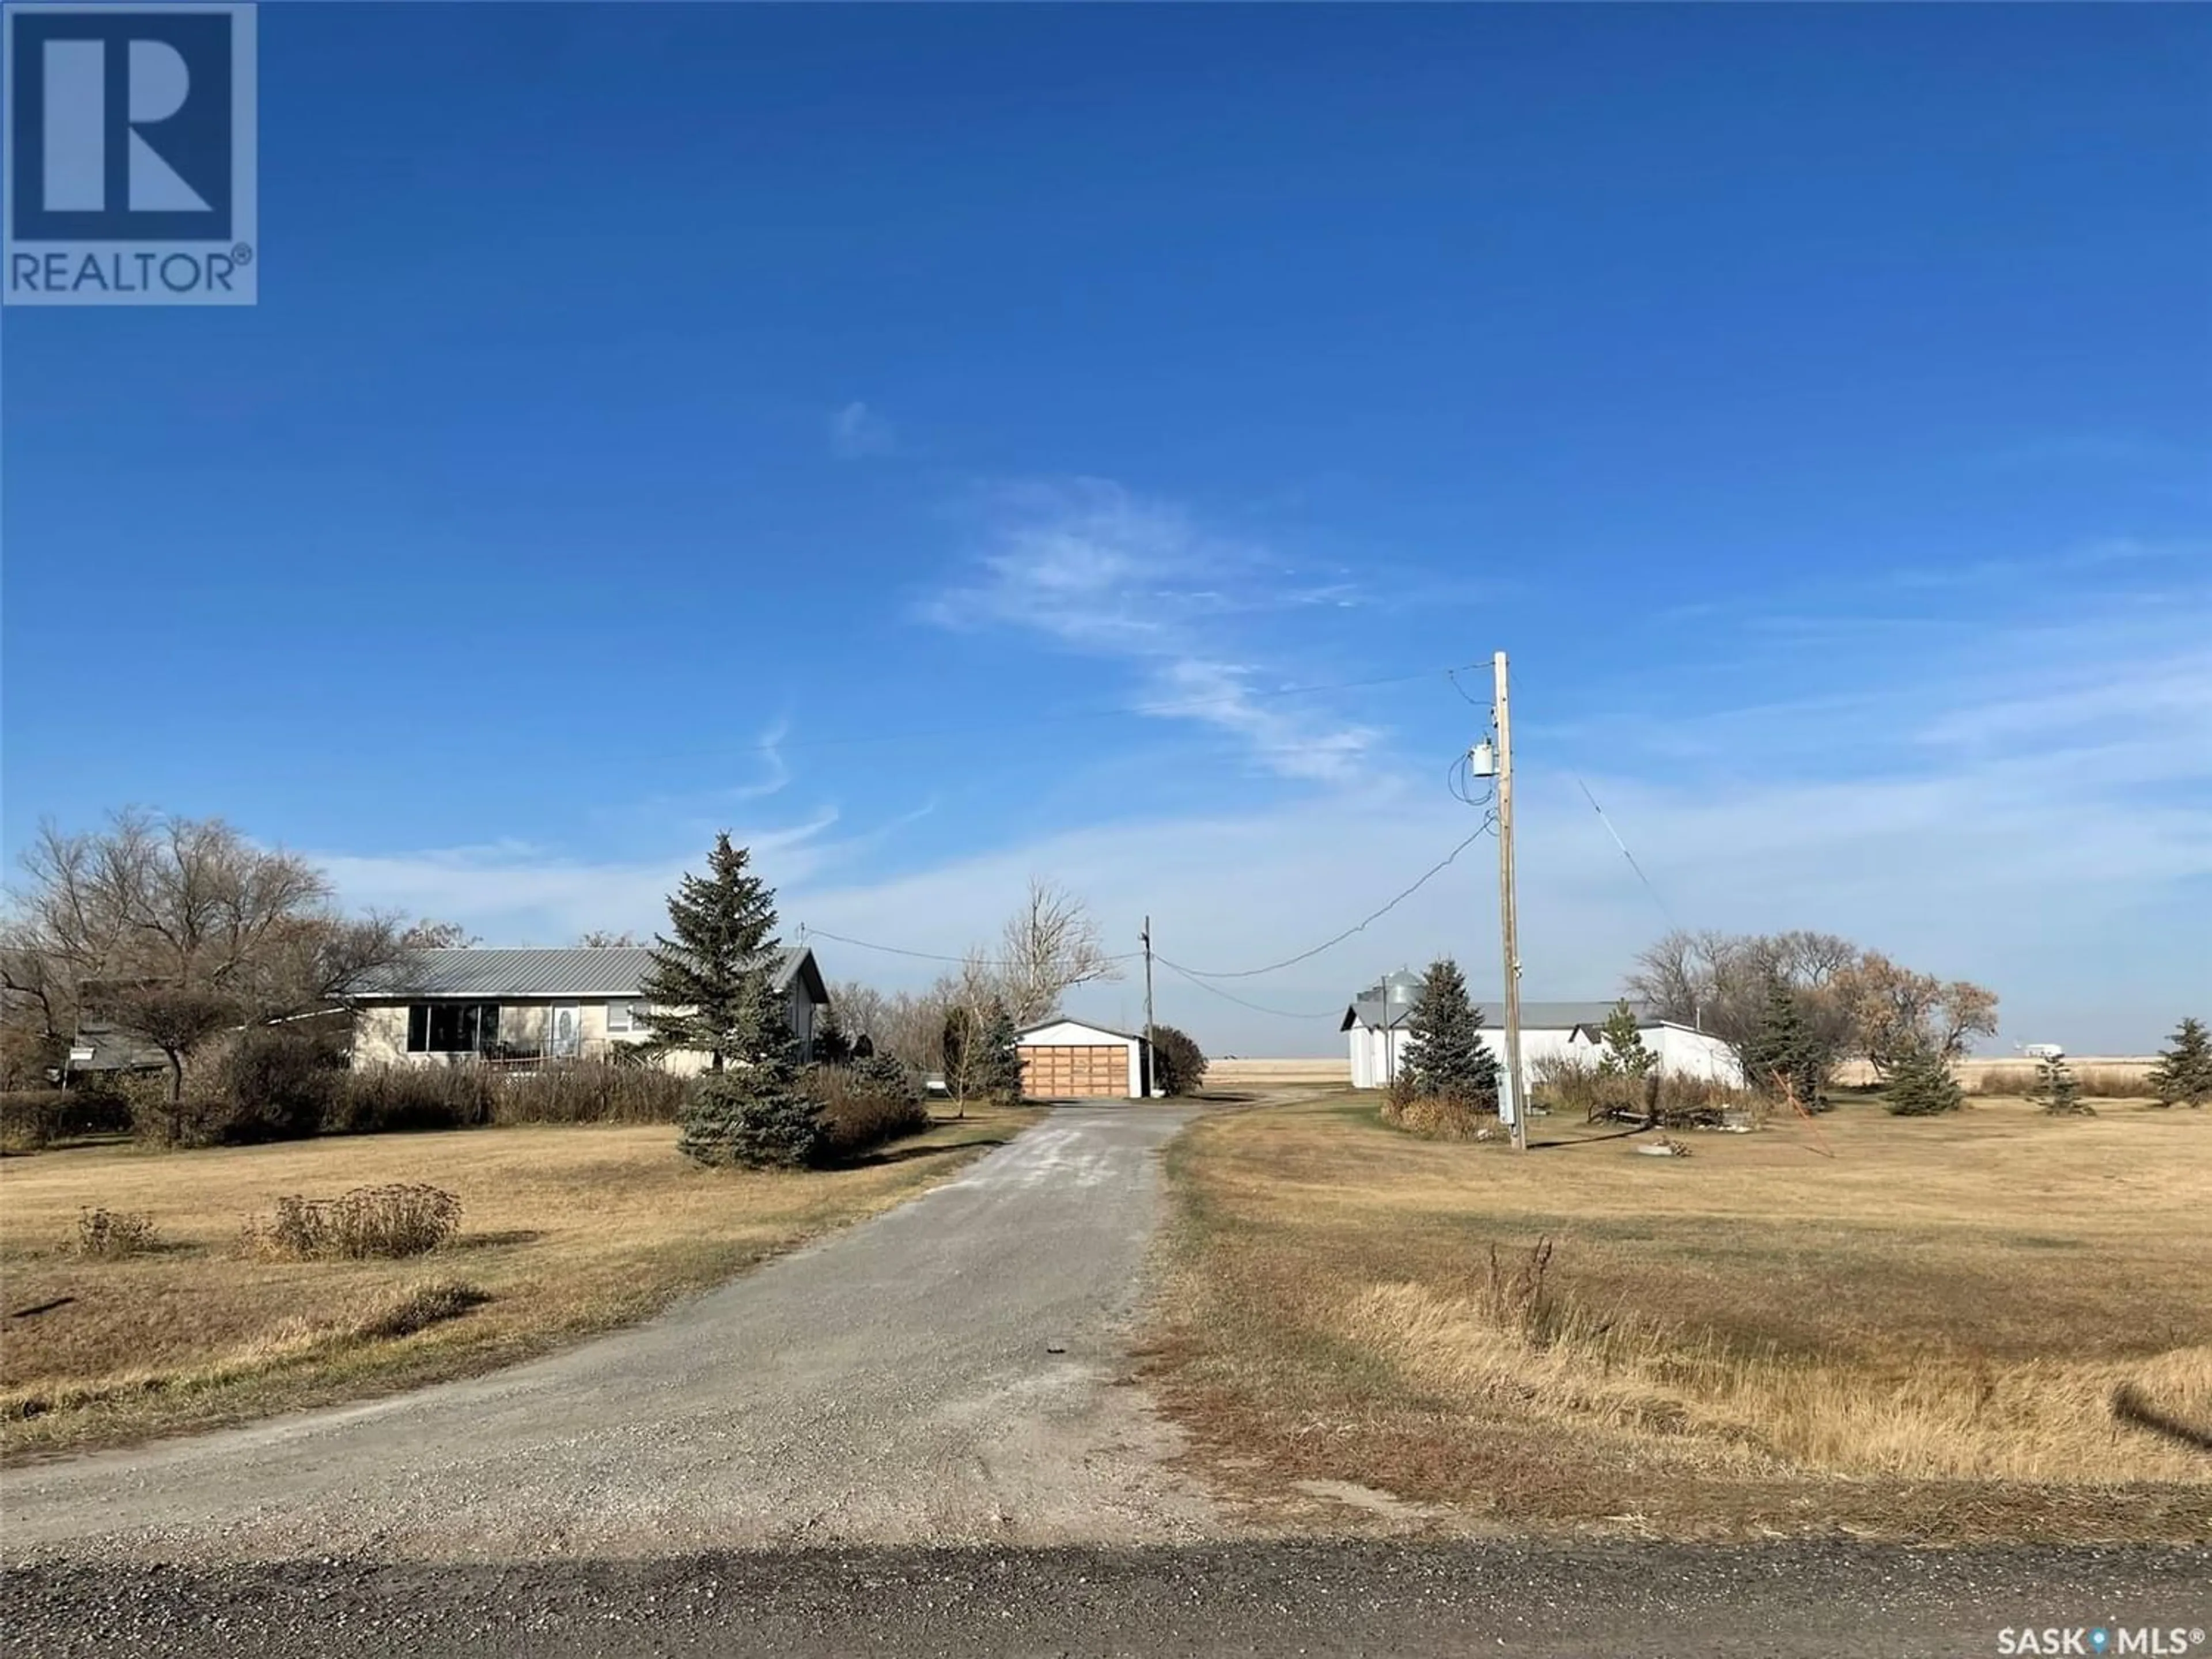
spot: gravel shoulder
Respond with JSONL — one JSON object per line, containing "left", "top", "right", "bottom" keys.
{"left": 0, "top": 1105, "right": 1218, "bottom": 1564}
{"left": 7, "top": 1540, "right": 2207, "bottom": 1658}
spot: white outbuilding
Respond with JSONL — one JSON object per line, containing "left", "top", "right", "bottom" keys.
{"left": 1015, "top": 1017, "right": 1148, "bottom": 1100}
{"left": 1341, "top": 975, "right": 1744, "bottom": 1096}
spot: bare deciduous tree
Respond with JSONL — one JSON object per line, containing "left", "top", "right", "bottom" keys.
{"left": 1626, "top": 929, "right": 1997, "bottom": 1082}
{"left": 400, "top": 919, "right": 478, "bottom": 949}
{"left": 576, "top": 929, "right": 639, "bottom": 948}
{"left": 2, "top": 810, "right": 411, "bottom": 1121}
{"left": 994, "top": 878, "right": 1121, "bottom": 1026}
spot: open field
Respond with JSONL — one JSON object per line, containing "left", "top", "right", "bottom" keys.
{"left": 1146, "top": 1092, "right": 2212, "bottom": 1542}
{"left": 0, "top": 1106, "right": 1038, "bottom": 1459}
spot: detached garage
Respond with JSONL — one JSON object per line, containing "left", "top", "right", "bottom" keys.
{"left": 1016, "top": 1018, "right": 1146, "bottom": 1100}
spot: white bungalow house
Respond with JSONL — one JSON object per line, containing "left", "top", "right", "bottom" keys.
{"left": 350, "top": 945, "right": 830, "bottom": 1075}
{"left": 1342, "top": 972, "right": 1743, "bottom": 1100}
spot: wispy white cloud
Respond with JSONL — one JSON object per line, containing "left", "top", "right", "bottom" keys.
{"left": 923, "top": 479, "right": 1381, "bottom": 782}
{"left": 315, "top": 581, "right": 2210, "bottom": 1057}
{"left": 828, "top": 400, "right": 895, "bottom": 460}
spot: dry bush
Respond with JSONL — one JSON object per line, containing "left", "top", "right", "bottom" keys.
{"left": 347, "top": 1279, "right": 490, "bottom": 1342}
{"left": 71, "top": 1207, "right": 158, "bottom": 1258}
{"left": 1379, "top": 1074, "right": 1498, "bottom": 1141}
{"left": 242, "top": 1183, "right": 460, "bottom": 1260}
{"left": 1527, "top": 1057, "right": 1755, "bottom": 1128}
{"left": 324, "top": 1067, "right": 493, "bottom": 1135}
{"left": 1529, "top": 1052, "right": 1605, "bottom": 1120}
{"left": 485, "top": 1059, "right": 687, "bottom": 1126}
{"left": 805, "top": 1063, "right": 930, "bottom": 1158}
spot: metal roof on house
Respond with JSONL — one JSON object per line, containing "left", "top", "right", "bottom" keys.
{"left": 1342, "top": 995, "right": 1662, "bottom": 1033}
{"left": 357, "top": 945, "right": 819, "bottom": 1001}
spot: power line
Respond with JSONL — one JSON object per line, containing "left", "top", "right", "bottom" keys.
{"left": 1153, "top": 956, "right": 1340, "bottom": 1020}
{"left": 1168, "top": 820, "right": 1494, "bottom": 980}
{"left": 1573, "top": 776, "right": 1679, "bottom": 930}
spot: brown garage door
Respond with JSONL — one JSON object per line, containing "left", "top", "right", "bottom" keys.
{"left": 1018, "top": 1044, "right": 1128, "bottom": 1099}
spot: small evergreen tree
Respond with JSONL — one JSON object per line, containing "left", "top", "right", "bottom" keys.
{"left": 2146, "top": 1017, "right": 2211, "bottom": 1109}
{"left": 854, "top": 1049, "right": 918, "bottom": 1104}
{"left": 1743, "top": 979, "right": 1827, "bottom": 1110}
{"left": 1883, "top": 1044, "right": 1963, "bottom": 1116}
{"left": 1400, "top": 957, "right": 1501, "bottom": 1111}
{"left": 637, "top": 833, "right": 781, "bottom": 1073}
{"left": 1594, "top": 998, "right": 1658, "bottom": 1121}
{"left": 979, "top": 999, "right": 1024, "bottom": 1104}
{"left": 2030, "top": 1053, "right": 2093, "bottom": 1117}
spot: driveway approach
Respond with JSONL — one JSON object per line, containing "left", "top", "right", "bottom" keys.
{"left": 0, "top": 1105, "right": 1219, "bottom": 1564}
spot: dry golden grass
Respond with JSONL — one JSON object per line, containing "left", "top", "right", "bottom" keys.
{"left": 1147, "top": 1092, "right": 2212, "bottom": 1541}
{"left": 0, "top": 1107, "right": 1037, "bottom": 1458}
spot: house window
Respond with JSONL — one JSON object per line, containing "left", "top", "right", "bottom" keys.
{"left": 406, "top": 1002, "right": 501, "bottom": 1054}
{"left": 605, "top": 1000, "right": 645, "bottom": 1033}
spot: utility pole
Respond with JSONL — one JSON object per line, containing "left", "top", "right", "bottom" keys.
{"left": 1141, "top": 915, "right": 1157, "bottom": 1098}
{"left": 1494, "top": 650, "right": 1529, "bottom": 1152}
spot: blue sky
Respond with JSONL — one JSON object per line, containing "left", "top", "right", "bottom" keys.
{"left": 4, "top": 6, "right": 2207, "bottom": 1053}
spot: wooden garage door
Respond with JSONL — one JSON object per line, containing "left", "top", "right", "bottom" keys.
{"left": 1018, "top": 1044, "right": 1127, "bottom": 1099}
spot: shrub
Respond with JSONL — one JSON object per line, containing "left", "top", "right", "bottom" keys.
{"left": 218, "top": 1028, "right": 346, "bottom": 1143}
{"left": 349, "top": 1279, "right": 490, "bottom": 1341}
{"left": 1148, "top": 1024, "right": 1208, "bottom": 1096}
{"left": 324, "top": 1066, "right": 493, "bottom": 1136}
{"left": 1, "top": 1090, "right": 70, "bottom": 1150}
{"left": 1884, "top": 1047, "right": 1964, "bottom": 1116}
{"left": 73, "top": 1206, "right": 159, "bottom": 1257}
{"left": 679, "top": 1069, "right": 826, "bottom": 1169}
{"left": 485, "top": 1059, "right": 688, "bottom": 1126}
{"left": 804, "top": 1062, "right": 929, "bottom": 1159}
{"left": 1380, "top": 1073, "right": 1498, "bottom": 1141}
{"left": 243, "top": 1183, "right": 461, "bottom": 1260}
{"left": 1528, "top": 1052, "right": 1604, "bottom": 1120}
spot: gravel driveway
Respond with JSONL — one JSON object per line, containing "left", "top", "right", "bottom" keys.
{"left": 0, "top": 1104, "right": 1218, "bottom": 1564}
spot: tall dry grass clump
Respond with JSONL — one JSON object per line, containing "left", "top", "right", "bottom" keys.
{"left": 1343, "top": 1241, "right": 2212, "bottom": 1484}
{"left": 1961, "top": 1062, "right": 2150, "bottom": 1098}
{"left": 241, "top": 1183, "right": 460, "bottom": 1260}
{"left": 485, "top": 1059, "right": 688, "bottom": 1126}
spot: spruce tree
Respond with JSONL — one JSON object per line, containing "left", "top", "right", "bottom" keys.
{"left": 2031, "top": 1054, "right": 2092, "bottom": 1117}
{"left": 1401, "top": 957, "right": 1501, "bottom": 1111}
{"left": 2146, "top": 1016, "right": 2211, "bottom": 1109}
{"left": 1884, "top": 1044, "right": 1964, "bottom": 1116}
{"left": 675, "top": 975, "right": 825, "bottom": 1166}
{"left": 1744, "top": 980, "right": 1825, "bottom": 1109}
{"left": 638, "top": 832, "right": 781, "bottom": 1072}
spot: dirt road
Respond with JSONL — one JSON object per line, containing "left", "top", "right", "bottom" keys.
{"left": 0, "top": 1105, "right": 1217, "bottom": 1563}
